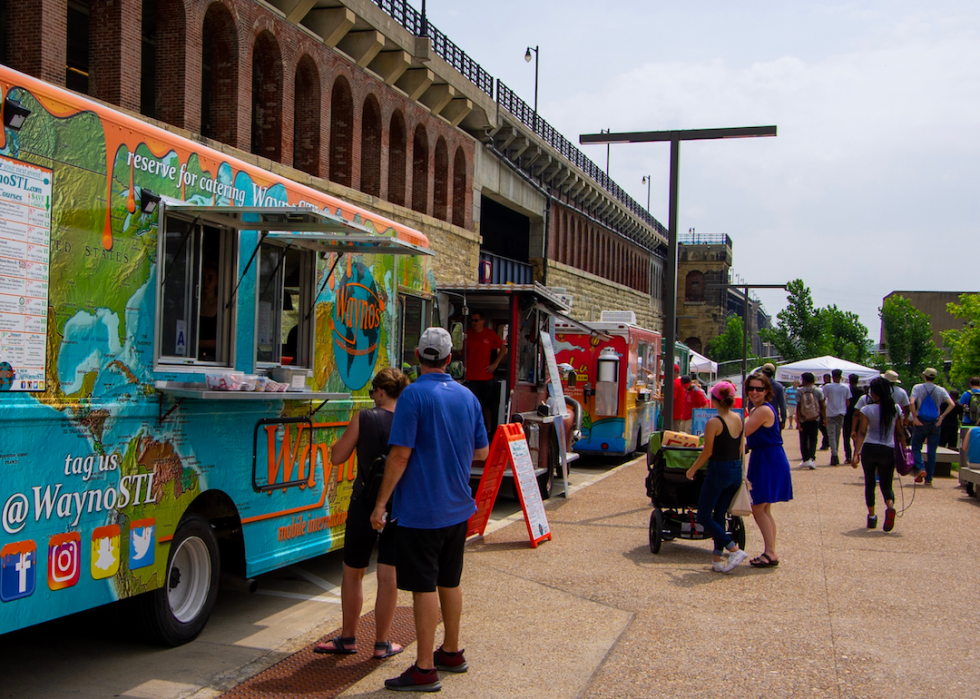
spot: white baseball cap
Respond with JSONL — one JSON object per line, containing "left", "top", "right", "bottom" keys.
{"left": 417, "top": 327, "right": 452, "bottom": 361}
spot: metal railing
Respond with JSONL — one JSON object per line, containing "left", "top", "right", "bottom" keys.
{"left": 371, "top": 1, "right": 666, "bottom": 241}
{"left": 479, "top": 251, "right": 533, "bottom": 285}
{"left": 372, "top": 1, "right": 493, "bottom": 95}
{"left": 497, "top": 80, "right": 668, "bottom": 238}
{"left": 677, "top": 232, "right": 732, "bottom": 247}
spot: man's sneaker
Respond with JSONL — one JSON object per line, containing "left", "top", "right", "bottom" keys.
{"left": 883, "top": 507, "right": 897, "bottom": 532}
{"left": 384, "top": 664, "right": 441, "bottom": 692}
{"left": 808, "top": 460, "right": 817, "bottom": 470}
{"left": 867, "top": 515, "right": 878, "bottom": 529}
{"left": 722, "top": 549, "right": 748, "bottom": 572}
{"left": 433, "top": 646, "right": 468, "bottom": 673}
{"left": 924, "top": 480, "right": 934, "bottom": 487}
{"left": 830, "top": 455, "right": 840, "bottom": 466}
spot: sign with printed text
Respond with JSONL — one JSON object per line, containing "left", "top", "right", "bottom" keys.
{"left": 467, "top": 423, "right": 552, "bottom": 548}
{"left": 691, "top": 408, "right": 744, "bottom": 436}
{"left": 539, "top": 333, "right": 567, "bottom": 417}
{"left": 0, "top": 155, "right": 52, "bottom": 391}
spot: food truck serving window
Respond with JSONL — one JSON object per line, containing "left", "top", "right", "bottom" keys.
{"left": 157, "top": 216, "right": 235, "bottom": 366}
{"left": 256, "top": 243, "right": 315, "bottom": 367}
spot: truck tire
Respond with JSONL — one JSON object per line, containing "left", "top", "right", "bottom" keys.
{"left": 139, "top": 514, "right": 220, "bottom": 646}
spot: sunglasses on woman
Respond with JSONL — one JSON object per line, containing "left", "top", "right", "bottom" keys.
{"left": 747, "top": 385, "right": 766, "bottom": 393}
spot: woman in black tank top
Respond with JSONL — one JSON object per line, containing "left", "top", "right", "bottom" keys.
{"left": 685, "top": 381, "right": 749, "bottom": 573}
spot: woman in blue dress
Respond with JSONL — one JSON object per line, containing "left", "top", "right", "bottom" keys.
{"left": 744, "top": 372, "right": 793, "bottom": 567}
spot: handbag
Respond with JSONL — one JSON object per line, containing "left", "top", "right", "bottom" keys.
{"left": 728, "top": 463, "right": 753, "bottom": 517}
{"left": 894, "top": 423, "right": 915, "bottom": 476}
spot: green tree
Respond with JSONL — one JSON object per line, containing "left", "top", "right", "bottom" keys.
{"left": 942, "top": 293, "right": 980, "bottom": 387}
{"left": 759, "top": 279, "right": 829, "bottom": 361}
{"left": 820, "top": 304, "right": 871, "bottom": 364}
{"left": 879, "top": 295, "right": 943, "bottom": 387}
{"left": 705, "top": 314, "right": 748, "bottom": 363}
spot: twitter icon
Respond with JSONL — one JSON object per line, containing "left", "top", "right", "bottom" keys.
{"left": 129, "top": 518, "right": 155, "bottom": 570}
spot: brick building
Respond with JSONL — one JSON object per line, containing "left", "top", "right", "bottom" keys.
{"left": 677, "top": 232, "right": 771, "bottom": 356}
{"left": 1, "top": 0, "right": 666, "bottom": 326}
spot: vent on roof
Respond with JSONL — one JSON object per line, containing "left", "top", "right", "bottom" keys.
{"left": 600, "top": 311, "right": 636, "bottom": 324}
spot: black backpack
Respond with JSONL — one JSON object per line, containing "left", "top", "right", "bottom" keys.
{"left": 361, "top": 410, "right": 393, "bottom": 512}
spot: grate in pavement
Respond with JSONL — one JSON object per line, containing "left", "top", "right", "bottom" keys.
{"left": 218, "top": 607, "right": 418, "bottom": 699}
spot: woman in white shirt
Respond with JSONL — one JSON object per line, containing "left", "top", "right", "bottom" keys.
{"left": 852, "top": 377, "right": 908, "bottom": 532}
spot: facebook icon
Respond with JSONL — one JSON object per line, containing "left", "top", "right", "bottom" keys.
{"left": 1, "top": 541, "right": 37, "bottom": 602}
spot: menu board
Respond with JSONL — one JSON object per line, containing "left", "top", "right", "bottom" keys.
{"left": 509, "top": 435, "right": 552, "bottom": 545}
{"left": 0, "top": 155, "right": 51, "bottom": 391}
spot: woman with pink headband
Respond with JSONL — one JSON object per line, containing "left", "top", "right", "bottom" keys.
{"left": 685, "top": 381, "right": 749, "bottom": 573}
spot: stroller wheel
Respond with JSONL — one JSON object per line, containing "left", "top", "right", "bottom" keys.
{"left": 729, "top": 515, "right": 746, "bottom": 551}
{"left": 649, "top": 509, "right": 663, "bottom": 554}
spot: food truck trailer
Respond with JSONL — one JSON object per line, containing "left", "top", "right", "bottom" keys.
{"left": 436, "top": 284, "right": 592, "bottom": 499}
{"left": 554, "top": 311, "right": 662, "bottom": 456}
{"left": 0, "top": 66, "right": 433, "bottom": 644}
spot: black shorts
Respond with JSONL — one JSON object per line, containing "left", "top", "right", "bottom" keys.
{"left": 343, "top": 496, "right": 397, "bottom": 569}
{"left": 396, "top": 521, "right": 468, "bottom": 593}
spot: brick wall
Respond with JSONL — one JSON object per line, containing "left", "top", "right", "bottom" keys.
{"left": 546, "top": 262, "right": 661, "bottom": 332}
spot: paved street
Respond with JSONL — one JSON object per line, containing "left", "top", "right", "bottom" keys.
{"left": 0, "top": 454, "right": 626, "bottom": 699}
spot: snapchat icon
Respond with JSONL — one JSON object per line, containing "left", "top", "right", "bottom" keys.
{"left": 91, "top": 524, "right": 120, "bottom": 579}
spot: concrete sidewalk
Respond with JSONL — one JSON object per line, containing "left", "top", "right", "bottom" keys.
{"left": 338, "top": 432, "right": 980, "bottom": 699}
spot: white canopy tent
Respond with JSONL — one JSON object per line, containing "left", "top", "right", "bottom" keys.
{"left": 773, "top": 356, "right": 879, "bottom": 384}
{"left": 690, "top": 350, "right": 718, "bottom": 374}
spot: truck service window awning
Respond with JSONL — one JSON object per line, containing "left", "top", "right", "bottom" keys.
{"left": 164, "top": 204, "right": 432, "bottom": 257}
{"left": 528, "top": 303, "right": 612, "bottom": 340}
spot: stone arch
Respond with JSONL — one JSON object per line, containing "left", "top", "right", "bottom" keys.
{"left": 359, "top": 94, "right": 382, "bottom": 197}
{"left": 201, "top": 2, "right": 238, "bottom": 146}
{"left": 387, "top": 110, "right": 406, "bottom": 206}
{"left": 685, "top": 270, "right": 705, "bottom": 302}
{"left": 685, "top": 337, "right": 703, "bottom": 354}
{"left": 292, "top": 54, "right": 320, "bottom": 176}
{"left": 452, "top": 146, "right": 466, "bottom": 228}
{"left": 411, "top": 124, "right": 429, "bottom": 214}
{"left": 329, "top": 75, "right": 354, "bottom": 187}
{"left": 433, "top": 137, "right": 449, "bottom": 221}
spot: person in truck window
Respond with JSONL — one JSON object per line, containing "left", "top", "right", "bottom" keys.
{"left": 464, "top": 310, "right": 507, "bottom": 434}
{"left": 197, "top": 260, "right": 219, "bottom": 361}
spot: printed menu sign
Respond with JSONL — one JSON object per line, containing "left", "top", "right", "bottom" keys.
{"left": 0, "top": 155, "right": 51, "bottom": 391}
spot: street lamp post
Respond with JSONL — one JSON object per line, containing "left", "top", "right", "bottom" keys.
{"left": 524, "top": 45, "right": 539, "bottom": 131}
{"left": 579, "top": 126, "right": 777, "bottom": 431}
{"left": 642, "top": 175, "right": 651, "bottom": 211}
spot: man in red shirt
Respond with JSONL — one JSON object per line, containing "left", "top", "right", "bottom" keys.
{"left": 465, "top": 311, "right": 507, "bottom": 433}
{"left": 677, "top": 376, "right": 709, "bottom": 433}
{"left": 672, "top": 364, "right": 684, "bottom": 430}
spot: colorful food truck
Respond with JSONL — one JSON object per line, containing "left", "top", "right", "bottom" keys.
{"left": 554, "top": 311, "right": 662, "bottom": 456}
{"left": 436, "top": 284, "right": 591, "bottom": 499}
{"left": 0, "top": 66, "right": 433, "bottom": 644}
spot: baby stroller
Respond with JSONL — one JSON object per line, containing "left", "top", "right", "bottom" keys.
{"left": 645, "top": 432, "right": 746, "bottom": 554}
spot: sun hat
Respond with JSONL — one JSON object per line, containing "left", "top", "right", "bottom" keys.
{"left": 921, "top": 367, "right": 938, "bottom": 380}
{"left": 417, "top": 327, "right": 452, "bottom": 361}
{"left": 880, "top": 369, "right": 902, "bottom": 384}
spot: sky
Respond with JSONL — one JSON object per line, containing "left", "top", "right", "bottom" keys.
{"left": 425, "top": 0, "right": 980, "bottom": 343}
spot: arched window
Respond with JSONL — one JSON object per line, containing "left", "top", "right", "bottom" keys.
{"left": 141, "top": 0, "right": 186, "bottom": 126}
{"left": 292, "top": 55, "right": 320, "bottom": 176}
{"left": 201, "top": 2, "right": 238, "bottom": 146}
{"left": 433, "top": 137, "right": 449, "bottom": 221}
{"left": 411, "top": 125, "right": 428, "bottom": 215}
{"left": 685, "top": 270, "right": 705, "bottom": 302}
{"left": 452, "top": 147, "right": 466, "bottom": 228}
{"left": 250, "top": 31, "right": 283, "bottom": 161}
{"left": 329, "top": 76, "right": 353, "bottom": 187}
{"left": 685, "top": 337, "right": 703, "bottom": 354}
{"left": 387, "top": 111, "right": 406, "bottom": 206}
{"left": 359, "top": 95, "right": 382, "bottom": 197}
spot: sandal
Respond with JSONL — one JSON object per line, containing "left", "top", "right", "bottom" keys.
{"left": 314, "top": 636, "right": 357, "bottom": 655}
{"left": 749, "top": 553, "right": 779, "bottom": 568}
{"left": 373, "top": 640, "right": 404, "bottom": 659}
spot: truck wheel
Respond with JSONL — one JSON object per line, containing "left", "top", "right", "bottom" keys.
{"left": 139, "top": 514, "right": 220, "bottom": 646}
{"left": 649, "top": 509, "right": 663, "bottom": 554}
{"left": 538, "top": 463, "right": 554, "bottom": 500}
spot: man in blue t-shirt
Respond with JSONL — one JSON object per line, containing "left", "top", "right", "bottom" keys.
{"left": 371, "top": 327, "right": 489, "bottom": 692}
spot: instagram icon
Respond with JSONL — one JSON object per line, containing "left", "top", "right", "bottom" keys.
{"left": 48, "top": 532, "right": 81, "bottom": 590}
